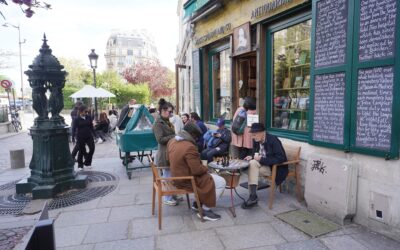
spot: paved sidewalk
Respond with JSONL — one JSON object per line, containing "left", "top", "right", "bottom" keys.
{"left": 0, "top": 135, "right": 400, "bottom": 249}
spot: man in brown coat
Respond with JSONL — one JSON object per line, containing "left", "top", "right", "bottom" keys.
{"left": 167, "top": 122, "right": 226, "bottom": 221}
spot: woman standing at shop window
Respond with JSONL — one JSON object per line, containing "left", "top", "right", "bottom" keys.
{"left": 231, "top": 97, "right": 257, "bottom": 159}
{"left": 152, "top": 98, "right": 178, "bottom": 206}
{"left": 72, "top": 105, "right": 96, "bottom": 171}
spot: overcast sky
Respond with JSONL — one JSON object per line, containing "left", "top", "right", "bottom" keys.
{"left": 0, "top": 0, "right": 179, "bottom": 94}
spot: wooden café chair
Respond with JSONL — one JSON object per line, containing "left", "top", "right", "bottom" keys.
{"left": 148, "top": 156, "right": 203, "bottom": 230}
{"left": 264, "top": 144, "right": 303, "bottom": 209}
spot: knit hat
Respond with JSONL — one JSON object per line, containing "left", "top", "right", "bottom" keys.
{"left": 216, "top": 118, "right": 225, "bottom": 127}
{"left": 183, "top": 122, "right": 202, "bottom": 138}
{"left": 249, "top": 123, "right": 265, "bottom": 133}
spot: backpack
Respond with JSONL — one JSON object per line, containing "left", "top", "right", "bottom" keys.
{"left": 231, "top": 109, "right": 247, "bottom": 135}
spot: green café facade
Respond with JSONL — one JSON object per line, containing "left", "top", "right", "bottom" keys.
{"left": 184, "top": 0, "right": 400, "bottom": 240}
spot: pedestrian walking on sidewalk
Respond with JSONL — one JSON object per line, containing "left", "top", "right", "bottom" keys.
{"left": 72, "top": 105, "right": 96, "bottom": 170}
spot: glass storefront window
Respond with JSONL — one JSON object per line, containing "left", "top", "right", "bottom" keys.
{"left": 272, "top": 20, "right": 311, "bottom": 131}
{"left": 211, "top": 48, "right": 232, "bottom": 119}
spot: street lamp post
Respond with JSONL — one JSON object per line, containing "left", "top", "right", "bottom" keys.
{"left": 3, "top": 23, "right": 26, "bottom": 110}
{"left": 88, "top": 49, "right": 99, "bottom": 120}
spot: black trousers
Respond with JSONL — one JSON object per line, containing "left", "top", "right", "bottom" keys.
{"left": 201, "top": 148, "right": 228, "bottom": 163}
{"left": 77, "top": 137, "right": 95, "bottom": 167}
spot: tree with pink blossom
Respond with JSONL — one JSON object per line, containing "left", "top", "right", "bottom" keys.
{"left": 0, "top": 0, "right": 51, "bottom": 19}
{"left": 123, "top": 60, "right": 175, "bottom": 100}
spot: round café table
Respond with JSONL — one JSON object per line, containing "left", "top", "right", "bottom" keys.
{"left": 208, "top": 159, "right": 250, "bottom": 217}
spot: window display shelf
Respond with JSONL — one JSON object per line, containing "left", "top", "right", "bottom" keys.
{"left": 271, "top": 20, "right": 312, "bottom": 132}
{"left": 275, "top": 108, "right": 308, "bottom": 112}
{"left": 276, "top": 87, "right": 309, "bottom": 91}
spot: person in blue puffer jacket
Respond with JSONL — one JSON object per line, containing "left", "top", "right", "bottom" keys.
{"left": 201, "top": 118, "right": 231, "bottom": 163}
{"left": 190, "top": 112, "right": 208, "bottom": 152}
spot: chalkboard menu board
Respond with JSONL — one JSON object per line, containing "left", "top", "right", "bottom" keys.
{"left": 359, "top": 0, "right": 397, "bottom": 61}
{"left": 356, "top": 66, "right": 393, "bottom": 151}
{"left": 313, "top": 73, "right": 346, "bottom": 144}
{"left": 192, "top": 50, "right": 201, "bottom": 115}
{"left": 314, "top": 0, "right": 348, "bottom": 68}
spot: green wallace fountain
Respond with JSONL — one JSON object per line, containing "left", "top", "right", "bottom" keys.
{"left": 16, "top": 35, "right": 87, "bottom": 199}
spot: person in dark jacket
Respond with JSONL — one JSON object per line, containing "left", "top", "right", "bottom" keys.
{"left": 94, "top": 112, "right": 110, "bottom": 143}
{"left": 71, "top": 101, "right": 84, "bottom": 160}
{"left": 72, "top": 105, "right": 96, "bottom": 170}
{"left": 242, "top": 122, "right": 287, "bottom": 209}
{"left": 201, "top": 118, "right": 231, "bottom": 163}
{"left": 190, "top": 112, "right": 208, "bottom": 152}
{"left": 117, "top": 99, "right": 136, "bottom": 130}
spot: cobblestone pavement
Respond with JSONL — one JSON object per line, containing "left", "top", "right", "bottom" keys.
{"left": 1, "top": 119, "right": 400, "bottom": 249}
{"left": 0, "top": 226, "right": 31, "bottom": 250}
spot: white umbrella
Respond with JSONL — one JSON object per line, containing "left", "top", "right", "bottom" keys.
{"left": 97, "top": 87, "right": 115, "bottom": 98}
{"left": 69, "top": 85, "right": 99, "bottom": 98}
{"left": 69, "top": 85, "right": 116, "bottom": 98}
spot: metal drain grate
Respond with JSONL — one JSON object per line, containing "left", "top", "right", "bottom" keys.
{"left": 47, "top": 185, "right": 116, "bottom": 210}
{"left": 0, "top": 180, "right": 20, "bottom": 191}
{"left": 0, "top": 194, "right": 31, "bottom": 215}
{"left": 77, "top": 171, "right": 117, "bottom": 182}
{"left": 0, "top": 171, "right": 118, "bottom": 215}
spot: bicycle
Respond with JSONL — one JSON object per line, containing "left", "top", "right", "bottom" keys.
{"left": 10, "top": 110, "right": 22, "bottom": 132}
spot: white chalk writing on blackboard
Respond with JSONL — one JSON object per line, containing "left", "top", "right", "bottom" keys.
{"left": 313, "top": 73, "right": 346, "bottom": 144}
{"left": 315, "top": 0, "right": 348, "bottom": 68}
{"left": 359, "top": 0, "right": 397, "bottom": 61}
{"left": 356, "top": 66, "right": 393, "bottom": 151}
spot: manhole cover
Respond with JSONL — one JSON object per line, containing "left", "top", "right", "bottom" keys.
{"left": 0, "top": 171, "right": 118, "bottom": 215}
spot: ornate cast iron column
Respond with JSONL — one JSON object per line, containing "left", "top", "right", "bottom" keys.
{"left": 16, "top": 35, "right": 87, "bottom": 199}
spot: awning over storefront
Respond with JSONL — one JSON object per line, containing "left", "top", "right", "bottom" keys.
{"left": 183, "top": 0, "right": 211, "bottom": 19}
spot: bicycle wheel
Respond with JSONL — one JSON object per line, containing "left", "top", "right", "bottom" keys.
{"left": 12, "top": 121, "right": 19, "bottom": 132}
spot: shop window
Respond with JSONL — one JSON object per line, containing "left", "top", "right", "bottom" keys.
{"left": 211, "top": 48, "right": 232, "bottom": 120}
{"left": 238, "top": 56, "right": 257, "bottom": 102}
{"left": 271, "top": 20, "right": 311, "bottom": 132}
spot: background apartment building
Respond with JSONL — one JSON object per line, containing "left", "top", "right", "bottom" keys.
{"left": 105, "top": 29, "right": 158, "bottom": 74}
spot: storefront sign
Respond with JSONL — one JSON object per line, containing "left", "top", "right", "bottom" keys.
{"left": 251, "top": 0, "right": 294, "bottom": 20}
{"left": 193, "top": 0, "right": 308, "bottom": 48}
{"left": 194, "top": 23, "right": 231, "bottom": 46}
{"left": 247, "top": 114, "right": 259, "bottom": 127}
{"left": 233, "top": 22, "right": 251, "bottom": 56}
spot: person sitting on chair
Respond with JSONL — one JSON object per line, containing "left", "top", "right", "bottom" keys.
{"left": 167, "top": 122, "right": 226, "bottom": 221}
{"left": 242, "top": 122, "right": 288, "bottom": 209}
{"left": 201, "top": 118, "right": 231, "bottom": 163}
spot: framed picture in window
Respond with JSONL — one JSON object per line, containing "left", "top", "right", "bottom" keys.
{"left": 233, "top": 22, "right": 251, "bottom": 56}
